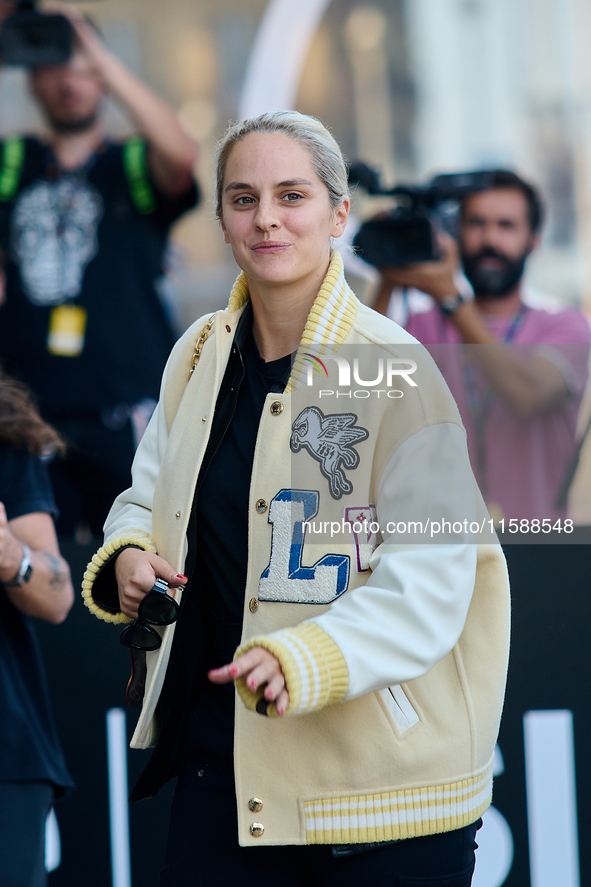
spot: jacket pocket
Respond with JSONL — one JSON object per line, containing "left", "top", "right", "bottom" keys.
{"left": 378, "top": 684, "right": 421, "bottom": 735}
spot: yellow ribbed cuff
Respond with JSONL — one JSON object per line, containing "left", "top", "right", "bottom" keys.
{"left": 235, "top": 622, "right": 349, "bottom": 717}
{"left": 81, "top": 531, "right": 157, "bottom": 624}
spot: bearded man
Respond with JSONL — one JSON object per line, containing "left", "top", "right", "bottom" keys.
{"left": 372, "top": 170, "right": 590, "bottom": 523}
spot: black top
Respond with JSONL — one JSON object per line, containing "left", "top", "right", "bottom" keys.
{"left": 0, "top": 446, "right": 73, "bottom": 794}
{"left": 179, "top": 314, "right": 292, "bottom": 764}
{"left": 129, "top": 308, "right": 293, "bottom": 798}
{"left": 0, "top": 137, "right": 199, "bottom": 417}
{"left": 195, "top": 322, "right": 292, "bottom": 633}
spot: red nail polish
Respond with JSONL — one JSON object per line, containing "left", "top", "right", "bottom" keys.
{"left": 248, "top": 680, "right": 257, "bottom": 691}
{"left": 229, "top": 665, "right": 238, "bottom": 677}
{"left": 176, "top": 573, "right": 187, "bottom": 580}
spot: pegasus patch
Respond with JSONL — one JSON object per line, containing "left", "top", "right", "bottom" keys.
{"left": 290, "top": 406, "right": 369, "bottom": 500}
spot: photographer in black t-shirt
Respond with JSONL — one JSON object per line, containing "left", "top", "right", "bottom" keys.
{"left": 0, "top": 5, "right": 200, "bottom": 535}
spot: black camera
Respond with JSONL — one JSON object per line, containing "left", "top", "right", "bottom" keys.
{"left": 0, "top": 1, "right": 75, "bottom": 67}
{"left": 350, "top": 163, "right": 495, "bottom": 267}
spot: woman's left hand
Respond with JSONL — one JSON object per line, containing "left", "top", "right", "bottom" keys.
{"left": 208, "top": 647, "right": 289, "bottom": 716}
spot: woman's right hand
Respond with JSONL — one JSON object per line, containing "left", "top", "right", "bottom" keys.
{"left": 114, "top": 548, "right": 187, "bottom": 620}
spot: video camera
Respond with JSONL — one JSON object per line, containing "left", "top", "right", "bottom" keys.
{"left": 0, "top": 0, "right": 96, "bottom": 67}
{"left": 350, "top": 163, "right": 495, "bottom": 267}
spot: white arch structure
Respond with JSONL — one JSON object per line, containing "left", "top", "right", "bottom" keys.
{"left": 238, "top": 0, "right": 332, "bottom": 119}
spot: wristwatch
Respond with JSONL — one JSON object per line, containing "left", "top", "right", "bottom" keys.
{"left": 4, "top": 542, "right": 33, "bottom": 587}
{"left": 439, "top": 292, "right": 465, "bottom": 315}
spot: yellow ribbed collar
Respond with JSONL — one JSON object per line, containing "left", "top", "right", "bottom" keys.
{"left": 226, "top": 251, "right": 358, "bottom": 392}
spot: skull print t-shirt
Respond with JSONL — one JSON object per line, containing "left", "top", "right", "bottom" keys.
{"left": 0, "top": 137, "right": 199, "bottom": 418}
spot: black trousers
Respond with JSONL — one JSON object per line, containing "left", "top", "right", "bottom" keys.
{"left": 160, "top": 759, "right": 479, "bottom": 887}
{"left": 0, "top": 781, "right": 54, "bottom": 887}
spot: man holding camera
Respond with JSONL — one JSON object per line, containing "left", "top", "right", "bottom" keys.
{"left": 372, "top": 170, "right": 590, "bottom": 523}
{"left": 0, "top": 4, "right": 200, "bottom": 536}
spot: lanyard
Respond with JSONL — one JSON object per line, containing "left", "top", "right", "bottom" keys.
{"left": 461, "top": 304, "right": 529, "bottom": 497}
{"left": 43, "top": 140, "right": 107, "bottom": 180}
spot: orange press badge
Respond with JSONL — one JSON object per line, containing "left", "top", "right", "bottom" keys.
{"left": 47, "top": 305, "right": 87, "bottom": 357}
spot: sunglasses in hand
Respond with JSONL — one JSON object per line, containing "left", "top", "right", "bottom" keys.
{"left": 119, "top": 578, "right": 180, "bottom": 651}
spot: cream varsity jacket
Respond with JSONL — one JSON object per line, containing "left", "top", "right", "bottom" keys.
{"left": 83, "top": 252, "right": 510, "bottom": 848}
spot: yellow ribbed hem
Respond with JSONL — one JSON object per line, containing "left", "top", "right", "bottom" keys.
{"left": 235, "top": 622, "right": 349, "bottom": 717}
{"left": 81, "top": 531, "right": 157, "bottom": 624}
{"left": 225, "top": 252, "right": 358, "bottom": 391}
{"left": 303, "top": 764, "right": 493, "bottom": 844}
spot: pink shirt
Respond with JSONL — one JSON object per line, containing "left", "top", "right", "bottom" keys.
{"left": 405, "top": 304, "right": 590, "bottom": 521}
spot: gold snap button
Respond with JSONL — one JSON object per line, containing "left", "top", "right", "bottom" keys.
{"left": 248, "top": 798, "right": 263, "bottom": 813}
{"left": 256, "top": 499, "right": 268, "bottom": 514}
{"left": 225, "top": 324, "right": 231, "bottom": 333}
{"left": 175, "top": 511, "right": 181, "bottom": 519}
{"left": 270, "top": 401, "right": 284, "bottom": 416}
{"left": 249, "top": 598, "right": 259, "bottom": 613}
{"left": 249, "top": 822, "right": 264, "bottom": 838}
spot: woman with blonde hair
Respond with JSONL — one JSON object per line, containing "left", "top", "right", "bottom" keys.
{"left": 84, "top": 111, "right": 509, "bottom": 885}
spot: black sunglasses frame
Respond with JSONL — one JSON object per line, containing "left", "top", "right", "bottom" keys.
{"left": 119, "top": 578, "right": 180, "bottom": 651}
